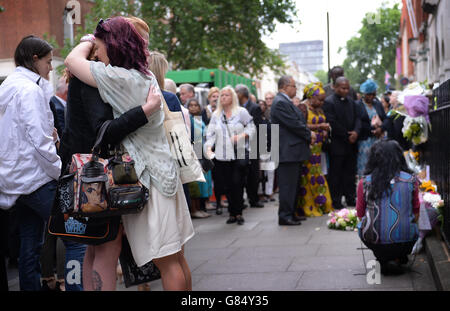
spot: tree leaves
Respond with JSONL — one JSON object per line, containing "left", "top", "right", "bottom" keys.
{"left": 58, "top": 0, "right": 297, "bottom": 78}
{"left": 341, "top": 3, "right": 401, "bottom": 91}
{"left": 140, "top": 0, "right": 298, "bottom": 78}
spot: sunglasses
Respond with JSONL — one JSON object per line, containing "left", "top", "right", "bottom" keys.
{"left": 96, "top": 18, "right": 110, "bottom": 33}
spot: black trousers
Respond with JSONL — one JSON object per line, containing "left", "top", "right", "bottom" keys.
{"left": 211, "top": 163, "right": 225, "bottom": 206}
{"left": 277, "top": 162, "right": 302, "bottom": 221}
{"left": 362, "top": 240, "right": 415, "bottom": 264}
{"left": 244, "top": 159, "right": 260, "bottom": 205}
{"left": 0, "top": 209, "right": 8, "bottom": 291}
{"left": 214, "top": 160, "right": 245, "bottom": 217}
{"left": 328, "top": 154, "right": 357, "bottom": 209}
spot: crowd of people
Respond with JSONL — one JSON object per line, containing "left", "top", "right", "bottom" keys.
{"left": 0, "top": 15, "right": 423, "bottom": 291}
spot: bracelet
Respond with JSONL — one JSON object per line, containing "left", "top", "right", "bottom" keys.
{"left": 80, "top": 34, "right": 95, "bottom": 43}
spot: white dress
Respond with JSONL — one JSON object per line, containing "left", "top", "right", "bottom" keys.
{"left": 122, "top": 178, "right": 194, "bottom": 266}
{"left": 90, "top": 62, "right": 195, "bottom": 267}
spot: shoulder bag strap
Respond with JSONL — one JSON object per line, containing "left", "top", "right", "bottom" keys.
{"left": 92, "top": 120, "right": 113, "bottom": 155}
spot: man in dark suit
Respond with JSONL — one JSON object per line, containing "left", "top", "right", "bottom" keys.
{"left": 271, "top": 76, "right": 315, "bottom": 226}
{"left": 324, "top": 66, "right": 358, "bottom": 101}
{"left": 323, "top": 77, "right": 361, "bottom": 210}
{"left": 49, "top": 77, "right": 68, "bottom": 139}
{"left": 235, "top": 84, "right": 264, "bottom": 208}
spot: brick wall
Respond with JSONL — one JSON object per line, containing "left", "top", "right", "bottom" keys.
{"left": 0, "top": 0, "right": 93, "bottom": 59}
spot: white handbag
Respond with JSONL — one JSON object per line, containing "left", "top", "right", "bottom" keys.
{"left": 162, "top": 96, "right": 205, "bottom": 184}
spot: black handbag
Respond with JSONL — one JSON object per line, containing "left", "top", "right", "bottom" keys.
{"left": 199, "top": 157, "right": 215, "bottom": 172}
{"left": 321, "top": 128, "right": 332, "bottom": 153}
{"left": 119, "top": 236, "right": 161, "bottom": 288}
{"left": 48, "top": 185, "right": 121, "bottom": 245}
{"left": 60, "top": 121, "right": 149, "bottom": 218}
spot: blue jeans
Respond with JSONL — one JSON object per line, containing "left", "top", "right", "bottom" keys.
{"left": 62, "top": 239, "right": 86, "bottom": 291}
{"left": 15, "top": 180, "right": 57, "bottom": 291}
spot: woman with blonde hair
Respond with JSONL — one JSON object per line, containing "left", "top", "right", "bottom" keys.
{"left": 205, "top": 86, "right": 256, "bottom": 224}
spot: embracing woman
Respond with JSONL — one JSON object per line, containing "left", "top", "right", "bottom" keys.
{"left": 64, "top": 17, "right": 194, "bottom": 291}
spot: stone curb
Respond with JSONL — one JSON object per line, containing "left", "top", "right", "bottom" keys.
{"left": 424, "top": 232, "right": 450, "bottom": 291}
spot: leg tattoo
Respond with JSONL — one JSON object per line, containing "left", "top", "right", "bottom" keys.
{"left": 92, "top": 270, "right": 103, "bottom": 291}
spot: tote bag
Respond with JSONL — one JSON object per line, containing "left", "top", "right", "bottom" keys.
{"left": 162, "top": 96, "right": 205, "bottom": 184}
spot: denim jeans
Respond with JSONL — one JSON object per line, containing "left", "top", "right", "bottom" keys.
{"left": 15, "top": 180, "right": 57, "bottom": 291}
{"left": 62, "top": 239, "right": 86, "bottom": 291}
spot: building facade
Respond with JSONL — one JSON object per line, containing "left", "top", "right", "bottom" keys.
{"left": 397, "top": 0, "right": 450, "bottom": 84}
{"left": 279, "top": 40, "right": 324, "bottom": 74}
{"left": 0, "top": 0, "right": 93, "bottom": 84}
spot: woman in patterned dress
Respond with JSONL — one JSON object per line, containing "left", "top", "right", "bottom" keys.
{"left": 296, "top": 82, "right": 333, "bottom": 217}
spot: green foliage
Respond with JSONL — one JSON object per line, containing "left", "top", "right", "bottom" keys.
{"left": 314, "top": 70, "right": 328, "bottom": 85}
{"left": 0, "top": 6, "right": 5, "bottom": 12}
{"left": 340, "top": 3, "right": 401, "bottom": 91}
{"left": 57, "top": 0, "right": 298, "bottom": 79}
{"left": 140, "top": 0, "right": 298, "bottom": 78}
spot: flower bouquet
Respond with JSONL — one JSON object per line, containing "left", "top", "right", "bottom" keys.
{"left": 327, "top": 208, "right": 359, "bottom": 231}
{"left": 402, "top": 116, "right": 429, "bottom": 145}
{"left": 411, "top": 180, "right": 444, "bottom": 255}
{"left": 420, "top": 180, "right": 444, "bottom": 224}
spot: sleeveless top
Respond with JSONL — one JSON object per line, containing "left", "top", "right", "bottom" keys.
{"left": 358, "top": 171, "right": 418, "bottom": 244}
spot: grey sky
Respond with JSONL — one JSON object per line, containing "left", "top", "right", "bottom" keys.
{"left": 263, "top": 0, "right": 402, "bottom": 72}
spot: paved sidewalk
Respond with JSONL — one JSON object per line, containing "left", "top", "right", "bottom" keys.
{"left": 119, "top": 197, "right": 436, "bottom": 291}
{"left": 7, "top": 197, "right": 437, "bottom": 291}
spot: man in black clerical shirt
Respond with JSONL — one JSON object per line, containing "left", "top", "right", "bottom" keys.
{"left": 323, "top": 77, "right": 361, "bottom": 210}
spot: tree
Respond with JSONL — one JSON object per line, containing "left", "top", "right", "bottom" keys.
{"left": 59, "top": 0, "right": 299, "bottom": 78}
{"left": 314, "top": 70, "right": 328, "bottom": 85}
{"left": 140, "top": 0, "right": 299, "bottom": 78}
{"left": 339, "top": 3, "right": 401, "bottom": 91}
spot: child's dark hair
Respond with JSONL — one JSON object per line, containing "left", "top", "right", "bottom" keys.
{"left": 14, "top": 35, "right": 53, "bottom": 74}
{"left": 363, "top": 139, "right": 412, "bottom": 201}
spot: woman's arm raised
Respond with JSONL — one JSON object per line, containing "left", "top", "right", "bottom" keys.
{"left": 65, "top": 42, "right": 97, "bottom": 88}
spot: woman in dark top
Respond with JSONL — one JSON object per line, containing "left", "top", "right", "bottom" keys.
{"left": 355, "top": 80, "right": 386, "bottom": 177}
{"left": 356, "top": 140, "right": 419, "bottom": 275}
{"left": 58, "top": 74, "right": 151, "bottom": 292}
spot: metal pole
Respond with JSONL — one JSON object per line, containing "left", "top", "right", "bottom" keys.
{"left": 327, "top": 12, "right": 331, "bottom": 84}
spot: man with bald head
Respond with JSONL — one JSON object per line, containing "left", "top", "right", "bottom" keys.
{"left": 324, "top": 66, "right": 357, "bottom": 100}
{"left": 323, "top": 77, "right": 361, "bottom": 210}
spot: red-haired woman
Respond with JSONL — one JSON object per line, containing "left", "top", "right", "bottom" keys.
{"left": 65, "top": 17, "right": 194, "bottom": 291}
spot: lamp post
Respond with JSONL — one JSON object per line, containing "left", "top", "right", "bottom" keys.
{"left": 327, "top": 11, "right": 331, "bottom": 83}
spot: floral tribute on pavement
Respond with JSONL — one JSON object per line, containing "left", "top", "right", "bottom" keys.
{"left": 327, "top": 208, "right": 359, "bottom": 231}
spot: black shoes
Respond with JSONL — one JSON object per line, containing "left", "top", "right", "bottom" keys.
{"left": 278, "top": 218, "right": 302, "bottom": 226}
{"left": 216, "top": 206, "right": 223, "bottom": 215}
{"left": 250, "top": 202, "right": 264, "bottom": 208}
{"left": 226, "top": 216, "right": 237, "bottom": 224}
{"left": 380, "top": 261, "right": 405, "bottom": 276}
{"left": 294, "top": 215, "right": 307, "bottom": 221}
{"left": 227, "top": 216, "right": 245, "bottom": 225}
{"left": 41, "top": 280, "right": 62, "bottom": 291}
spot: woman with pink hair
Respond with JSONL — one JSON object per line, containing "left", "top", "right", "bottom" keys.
{"left": 65, "top": 17, "right": 194, "bottom": 291}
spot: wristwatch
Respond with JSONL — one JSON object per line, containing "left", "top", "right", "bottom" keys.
{"left": 80, "top": 34, "right": 95, "bottom": 43}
